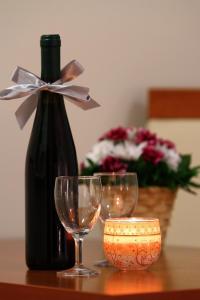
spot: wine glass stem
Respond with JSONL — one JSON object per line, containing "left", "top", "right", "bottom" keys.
{"left": 74, "top": 237, "right": 83, "bottom": 267}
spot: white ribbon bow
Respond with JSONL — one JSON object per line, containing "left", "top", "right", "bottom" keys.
{"left": 0, "top": 60, "right": 100, "bottom": 129}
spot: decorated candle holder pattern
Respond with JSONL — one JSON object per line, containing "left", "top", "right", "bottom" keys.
{"left": 104, "top": 218, "right": 161, "bottom": 271}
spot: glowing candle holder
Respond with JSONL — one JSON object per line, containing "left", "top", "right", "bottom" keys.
{"left": 104, "top": 218, "right": 161, "bottom": 271}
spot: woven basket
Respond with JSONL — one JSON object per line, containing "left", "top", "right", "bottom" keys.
{"left": 133, "top": 187, "right": 177, "bottom": 244}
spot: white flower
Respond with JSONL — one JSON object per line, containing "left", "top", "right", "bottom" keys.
{"left": 165, "top": 149, "right": 181, "bottom": 171}
{"left": 84, "top": 133, "right": 181, "bottom": 171}
{"left": 111, "top": 141, "right": 147, "bottom": 160}
{"left": 157, "top": 145, "right": 181, "bottom": 171}
{"left": 85, "top": 139, "right": 148, "bottom": 164}
{"left": 112, "top": 142, "right": 129, "bottom": 159}
{"left": 127, "top": 141, "right": 147, "bottom": 160}
{"left": 85, "top": 140, "right": 114, "bottom": 164}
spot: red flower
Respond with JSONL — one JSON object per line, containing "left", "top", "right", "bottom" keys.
{"left": 99, "top": 127, "right": 128, "bottom": 141}
{"left": 135, "top": 129, "right": 157, "bottom": 144}
{"left": 142, "top": 145, "right": 164, "bottom": 164}
{"left": 101, "top": 156, "right": 128, "bottom": 172}
{"left": 158, "top": 138, "right": 175, "bottom": 149}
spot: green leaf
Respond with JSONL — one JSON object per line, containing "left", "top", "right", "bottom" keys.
{"left": 80, "top": 153, "right": 200, "bottom": 194}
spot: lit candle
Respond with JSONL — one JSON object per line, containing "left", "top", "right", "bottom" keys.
{"left": 104, "top": 217, "right": 161, "bottom": 271}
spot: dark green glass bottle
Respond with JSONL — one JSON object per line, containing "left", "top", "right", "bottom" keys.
{"left": 25, "top": 35, "right": 77, "bottom": 270}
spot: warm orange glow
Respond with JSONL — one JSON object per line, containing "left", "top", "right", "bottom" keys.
{"left": 104, "top": 217, "right": 161, "bottom": 271}
{"left": 104, "top": 270, "right": 163, "bottom": 295}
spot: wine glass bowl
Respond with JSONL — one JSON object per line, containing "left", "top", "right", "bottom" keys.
{"left": 95, "top": 173, "right": 138, "bottom": 223}
{"left": 54, "top": 176, "right": 101, "bottom": 277}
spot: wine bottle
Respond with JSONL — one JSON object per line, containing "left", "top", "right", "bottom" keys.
{"left": 25, "top": 34, "right": 77, "bottom": 270}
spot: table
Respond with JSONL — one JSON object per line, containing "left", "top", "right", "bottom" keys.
{"left": 0, "top": 240, "right": 200, "bottom": 299}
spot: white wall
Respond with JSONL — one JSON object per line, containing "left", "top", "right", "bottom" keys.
{"left": 0, "top": 0, "right": 200, "bottom": 245}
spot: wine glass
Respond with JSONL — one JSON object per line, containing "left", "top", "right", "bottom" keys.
{"left": 54, "top": 176, "right": 101, "bottom": 277}
{"left": 94, "top": 172, "right": 138, "bottom": 267}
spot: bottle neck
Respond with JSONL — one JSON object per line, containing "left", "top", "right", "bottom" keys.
{"left": 41, "top": 46, "right": 60, "bottom": 83}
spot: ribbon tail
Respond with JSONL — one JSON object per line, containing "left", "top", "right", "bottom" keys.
{"left": 53, "top": 85, "right": 101, "bottom": 110}
{"left": 64, "top": 96, "right": 100, "bottom": 110}
{"left": 15, "top": 93, "right": 38, "bottom": 129}
{"left": 82, "top": 97, "right": 100, "bottom": 110}
{"left": 54, "top": 85, "right": 89, "bottom": 100}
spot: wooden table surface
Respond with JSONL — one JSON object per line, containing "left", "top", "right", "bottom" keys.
{"left": 0, "top": 240, "right": 200, "bottom": 300}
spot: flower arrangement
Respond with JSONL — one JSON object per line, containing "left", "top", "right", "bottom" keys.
{"left": 81, "top": 127, "right": 200, "bottom": 193}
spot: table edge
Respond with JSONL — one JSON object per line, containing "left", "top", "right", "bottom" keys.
{"left": 1, "top": 281, "right": 200, "bottom": 300}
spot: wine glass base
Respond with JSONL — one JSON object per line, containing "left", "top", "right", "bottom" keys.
{"left": 57, "top": 265, "right": 99, "bottom": 277}
{"left": 94, "top": 259, "right": 111, "bottom": 267}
